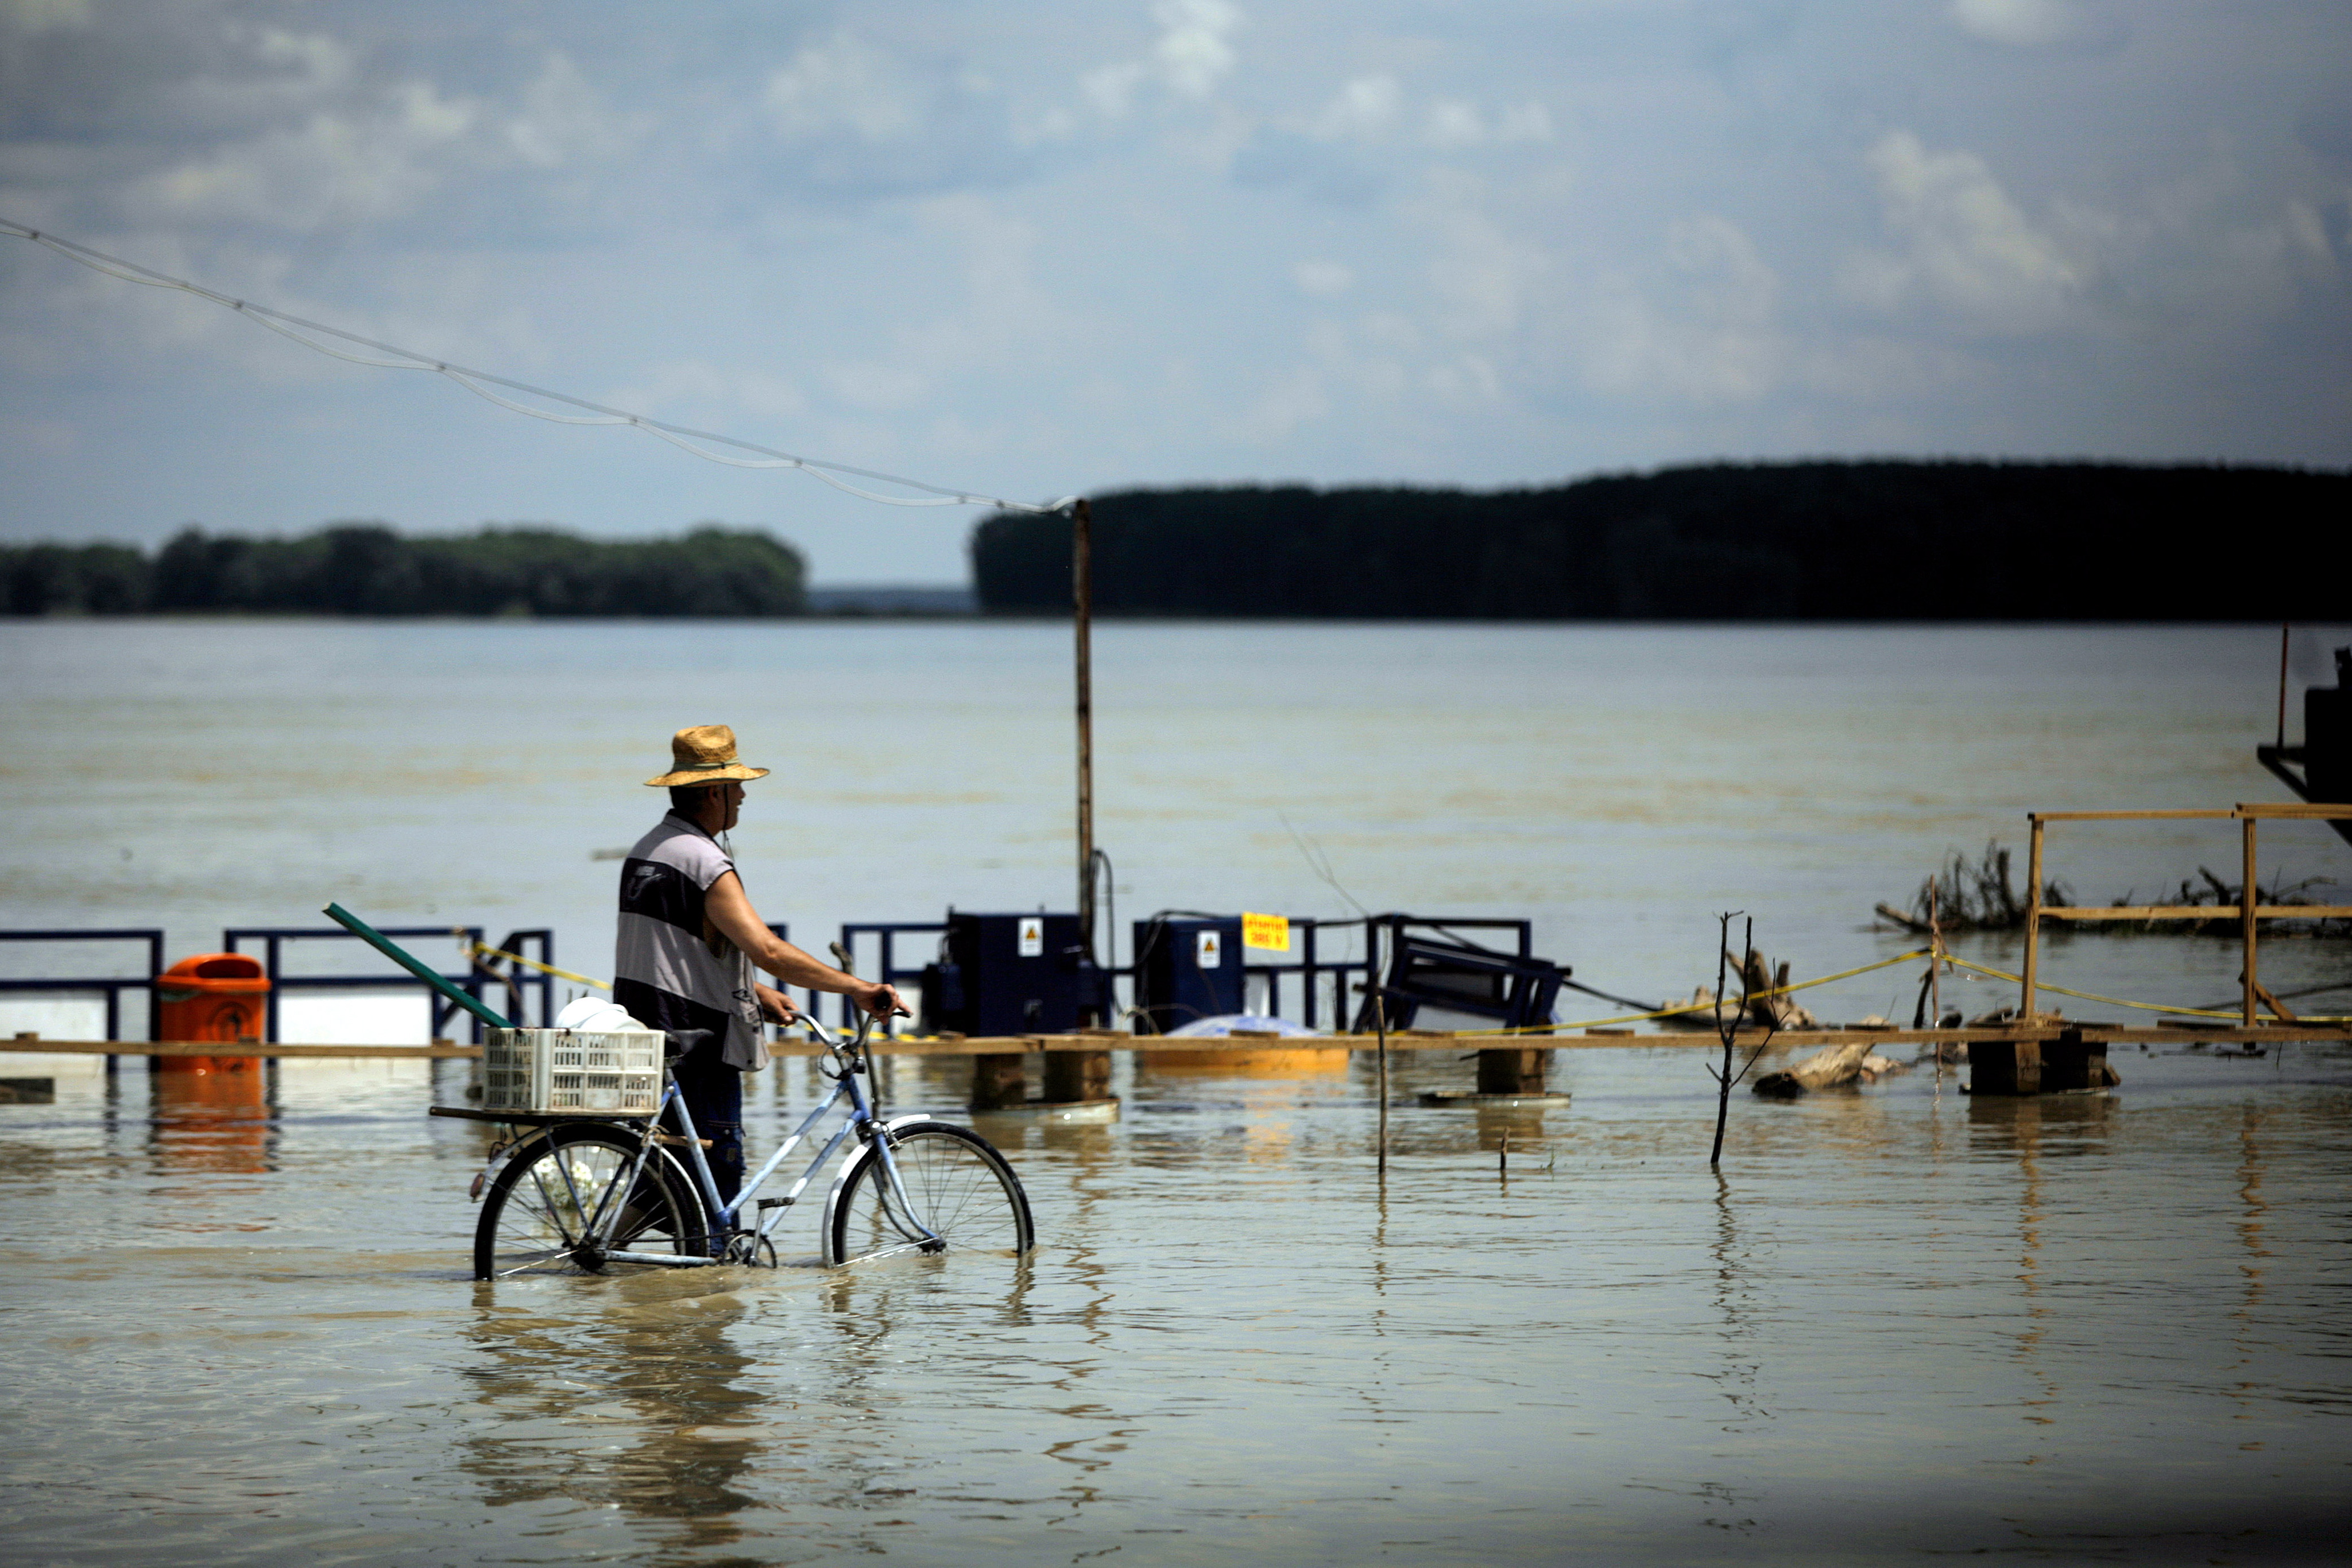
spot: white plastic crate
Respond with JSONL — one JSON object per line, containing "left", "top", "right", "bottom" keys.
{"left": 481, "top": 1028, "right": 664, "bottom": 1114}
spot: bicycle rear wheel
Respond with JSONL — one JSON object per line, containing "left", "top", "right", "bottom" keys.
{"left": 474, "top": 1124, "right": 705, "bottom": 1281}
{"left": 827, "top": 1120, "right": 1035, "bottom": 1265}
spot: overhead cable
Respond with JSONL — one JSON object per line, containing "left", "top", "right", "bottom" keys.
{"left": 2, "top": 218, "right": 1074, "bottom": 516}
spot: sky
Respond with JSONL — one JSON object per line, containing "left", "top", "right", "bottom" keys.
{"left": 1, "top": 0, "right": 2347, "bottom": 583}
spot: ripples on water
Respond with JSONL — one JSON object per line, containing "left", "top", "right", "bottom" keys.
{"left": 2, "top": 620, "right": 2349, "bottom": 1562}
{"left": 1, "top": 1044, "right": 2346, "bottom": 1565}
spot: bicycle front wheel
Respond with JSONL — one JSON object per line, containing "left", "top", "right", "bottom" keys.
{"left": 827, "top": 1121, "right": 1035, "bottom": 1266}
{"left": 474, "top": 1124, "right": 705, "bottom": 1281}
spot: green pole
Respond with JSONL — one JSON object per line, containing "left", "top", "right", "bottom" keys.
{"left": 322, "top": 902, "right": 512, "bottom": 1031}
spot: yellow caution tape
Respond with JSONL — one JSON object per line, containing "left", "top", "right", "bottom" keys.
{"left": 465, "top": 938, "right": 2348, "bottom": 1031}
{"left": 1937, "top": 954, "right": 2349, "bottom": 1023}
{"left": 1449, "top": 947, "right": 1936, "bottom": 1036}
{"left": 469, "top": 942, "right": 610, "bottom": 992}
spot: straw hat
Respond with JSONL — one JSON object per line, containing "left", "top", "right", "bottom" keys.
{"left": 644, "top": 725, "right": 770, "bottom": 787}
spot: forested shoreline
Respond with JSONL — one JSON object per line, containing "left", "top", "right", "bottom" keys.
{"left": 973, "top": 461, "right": 2347, "bottom": 619}
{"left": 9, "top": 461, "right": 2342, "bottom": 620}
{"left": 0, "top": 524, "right": 806, "bottom": 617}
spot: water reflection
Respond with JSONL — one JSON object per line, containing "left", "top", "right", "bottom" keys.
{"left": 1964, "top": 1092, "right": 2118, "bottom": 1445}
{"left": 2230, "top": 1106, "right": 2271, "bottom": 1434}
{"left": 1139, "top": 1047, "right": 1350, "bottom": 1080}
{"left": 1703, "top": 1171, "right": 1769, "bottom": 1437}
{"left": 1472, "top": 1102, "right": 1549, "bottom": 1156}
{"left": 146, "top": 1057, "right": 277, "bottom": 1176}
{"left": 460, "top": 1283, "right": 763, "bottom": 1559}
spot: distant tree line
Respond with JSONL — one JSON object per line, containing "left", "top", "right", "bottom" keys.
{"left": 0, "top": 523, "right": 806, "bottom": 617}
{"left": 972, "top": 462, "right": 2348, "bottom": 618}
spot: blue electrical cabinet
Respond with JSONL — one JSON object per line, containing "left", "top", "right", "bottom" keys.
{"left": 919, "top": 912, "right": 1102, "bottom": 1036}
{"left": 1131, "top": 915, "right": 1245, "bottom": 1033}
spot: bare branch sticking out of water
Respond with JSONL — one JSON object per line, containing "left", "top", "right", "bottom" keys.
{"left": 1875, "top": 841, "right": 2349, "bottom": 937}
{"left": 1705, "top": 915, "right": 1781, "bottom": 1166}
{"left": 1874, "top": 841, "right": 2068, "bottom": 933}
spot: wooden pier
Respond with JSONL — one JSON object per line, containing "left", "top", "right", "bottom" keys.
{"left": 6, "top": 1020, "right": 2344, "bottom": 1105}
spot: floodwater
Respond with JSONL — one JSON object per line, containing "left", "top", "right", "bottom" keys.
{"left": 2, "top": 619, "right": 2350, "bottom": 1563}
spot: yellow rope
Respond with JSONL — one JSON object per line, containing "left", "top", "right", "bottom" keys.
{"left": 1451, "top": 947, "right": 1934, "bottom": 1036}
{"left": 462, "top": 937, "right": 2349, "bottom": 1031}
{"left": 469, "top": 942, "right": 610, "bottom": 992}
{"left": 1937, "top": 954, "right": 2349, "bottom": 1023}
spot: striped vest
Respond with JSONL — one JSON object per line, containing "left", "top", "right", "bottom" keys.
{"left": 613, "top": 812, "right": 767, "bottom": 1070}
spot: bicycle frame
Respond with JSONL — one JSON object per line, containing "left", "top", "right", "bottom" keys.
{"left": 594, "top": 1011, "right": 941, "bottom": 1267}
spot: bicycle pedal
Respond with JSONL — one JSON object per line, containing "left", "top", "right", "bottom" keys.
{"left": 757, "top": 1197, "right": 792, "bottom": 1210}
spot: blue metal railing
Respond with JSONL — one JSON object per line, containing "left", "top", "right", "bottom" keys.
{"left": 825, "top": 922, "right": 946, "bottom": 1029}
{"left": 225, "top": 924, "right": 495, "bottom": 1043}
{"left": 0, "top": 913, "right": 1546, "bottom": 1046}
{"left": 1244, "top": 915, "right": 1531, "bottom": 1032}
{"left": 0, "top": 928, "right": 165, "bottom": 1043}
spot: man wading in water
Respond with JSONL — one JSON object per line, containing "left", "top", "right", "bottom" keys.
{"left": 616, "top": 725, "right": 905, "bottom": 1201}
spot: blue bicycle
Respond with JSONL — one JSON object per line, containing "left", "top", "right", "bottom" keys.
{"left": 465, "top": 1009, "right": 1035, "bottom": 1279}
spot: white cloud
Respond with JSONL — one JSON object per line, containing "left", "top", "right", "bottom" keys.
{"left": 1315, "top": 76, "right": 1401, "bottom": 140}
{"left": 1425, "top": 196, "right": 1549, "bottom": 341}
{"left": 1307, "top": 79, "right": 1550, "bottom": 152}
{"left": 1581, "top": 215, "right": 1781, "bottom": 402}
{"left": 251, "top": 26, "right": 353, "bottom": 92}
{"left": 1078, "top": 0, "right": 1242, "bottom": 118}
{"left": 129, "top": 80, "right": 478, "bottom": 227}
{"left": 1080, "top": 62, "right": 1146, "bottom": 118}
{"left": 1848, "top": 130, "right": 2081, "bottom": 330}
{"left": 506, "top": 53, "right": 644, "bottom": 169}
{"left": 1152, "top": 0, "right": 1241, "bottom": 98}
{"left": 765, "top": 32, "right": 926, "bottom": 142}
{"left": 1423, "top": 99, "right": 1552, "bottom": 150}
{"left": 1424, "top": 100, "right": 1483, "bottom": 150}
{"left": 1947, "top": 0, "right": 2123, "bottom": 51}
{"left": 1240, "top": 364, "right": 1328, "bottom": 440}
{"left": 1292, "top": 260, "right": 1353, "bottom": 296}
{"left": 1, "top": 0, "right": 90, "bottom": 34}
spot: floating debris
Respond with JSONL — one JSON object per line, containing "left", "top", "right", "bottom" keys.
{"left": 1659, "top": 947, "right": 1820, "bottom": 1031}
{"left": 1874, "top": 841, "right": 2069, "bottom": 932}
{"left": 1874, "top": 843, "right": 2349, "bottom": 936}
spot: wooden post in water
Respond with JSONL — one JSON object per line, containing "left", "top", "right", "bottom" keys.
{"left": 1049, "top": 496, "right": 1113, "bottom": 1102}
{"left": 1928, "top": 884, "right": 1944, "bottom": 1090}
{"left": 1073, "top": 497, "right": 1095, "bottom": 980}
{"left": 2241, "top": 814, "right": 2260, "bottom": 1027}
{"left": 2277, "top": 622, "right": 2290, "bottom": 750}
{"left": 1372, "top": 920, "right": 1388, "bottom": 1175}
{"left": 2020, "top": 817, "right": 2045, "bottom": 1018}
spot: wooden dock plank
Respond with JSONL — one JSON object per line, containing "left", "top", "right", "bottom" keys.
{"left": 2, "top": 1039, "right": 481, "bottom": 1060}
{"left": 2039, "top": 905, "right": 2352, "bottom": 920}
{"left": 11, "top": 1022, "right": 2342, "bottom": 1064}
{"left": 764, "top": 1024, "right": 2352, "bottom": 1055}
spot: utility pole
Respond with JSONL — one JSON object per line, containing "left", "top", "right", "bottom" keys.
{"left": 1051, "top": 495, "right": 1116, "bottom": 1098}
{"left": 1073, "top": 497, "right": 1094, "bottom": 967}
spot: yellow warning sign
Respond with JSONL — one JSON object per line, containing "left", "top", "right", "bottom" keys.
{"left": 1241, "top": 912, "right": 1291, "bottom": 953}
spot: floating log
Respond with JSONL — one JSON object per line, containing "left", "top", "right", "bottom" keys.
{"left": 1753, "top": 1038, "right": 1878, "bottom": 1097}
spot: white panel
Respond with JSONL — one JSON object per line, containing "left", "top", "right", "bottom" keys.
{"left": 0, "top": 997, "right": 107, "bottom": 1042}
{"left": 277, "top": 992, "right": 434, "bottom": 1045}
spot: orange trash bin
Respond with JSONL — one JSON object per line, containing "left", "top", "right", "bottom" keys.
{"left": 154, "top": 953, "right": 269, "bottom": 1079}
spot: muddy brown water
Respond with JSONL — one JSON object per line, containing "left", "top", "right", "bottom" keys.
{"left": 2, "top": 620, "right": 2349, "bottom": 1562}
{"left": 1, "top": 1042, "right": 2346, "bottom": 1566}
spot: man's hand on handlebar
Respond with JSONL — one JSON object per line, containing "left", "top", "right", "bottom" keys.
{"left": 755, "top": 984, "right": 801, "bottom": 1027}
{"left": 856, "top": 981, "right": 910, "bottom": 1020}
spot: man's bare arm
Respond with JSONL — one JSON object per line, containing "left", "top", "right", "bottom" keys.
{"left": 705, "top": 870, "right": 904, "bottom": 1017}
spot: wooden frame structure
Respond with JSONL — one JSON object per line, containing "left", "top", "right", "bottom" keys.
{"left": 2021, "top": 803, "right": 2352, "bottom": 1025}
